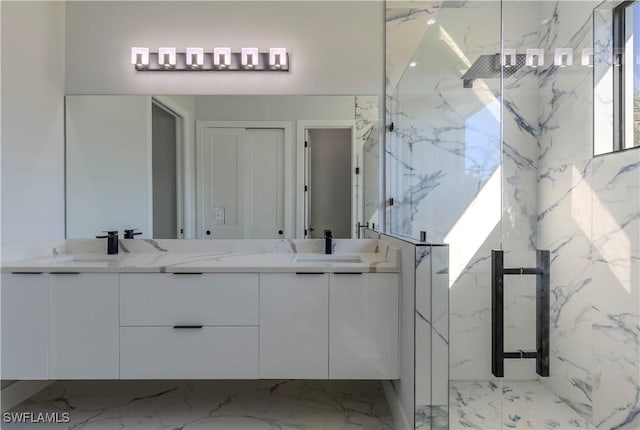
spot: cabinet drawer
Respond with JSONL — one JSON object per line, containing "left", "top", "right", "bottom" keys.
{"left": 120, "top": 326, "right": 258, "bottom": 379}
{"left": 119, "top": 273, "right": 259, "bottom": 326}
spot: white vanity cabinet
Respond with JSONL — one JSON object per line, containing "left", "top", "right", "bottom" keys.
{"left": 1, "top": 263, "right": 399, "bottom": 381}
{"left": 1, "top": 273, "right": 49, "bottom": 380}
{"left": 259, "top": 273, "right": 329, "bottom": 378}
{"left": 329, "top": 273, "right": 399, "bottom": 379}
{"left": 48, "top": 273, "right": 119, "bottom": 379}
{"left": 118, "top": 273, "right": 259, "bottom": 379}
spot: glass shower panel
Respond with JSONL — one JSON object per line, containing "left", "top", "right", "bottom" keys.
{"left": 386, "top": 1, "right": 502, "bottom": 429}
{"left": 387, "top": 2, "right": 502, "bottom": 248}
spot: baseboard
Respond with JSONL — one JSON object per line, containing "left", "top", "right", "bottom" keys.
{"left": 382, "top": 380, "right": 410, "bottom": 430}
{"left": 1, "top": 381, "right": 55, "bottom": 412}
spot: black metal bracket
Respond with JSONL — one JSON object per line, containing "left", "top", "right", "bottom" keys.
{"left": 491, "top": 249, "right": 550, "bottom": 377}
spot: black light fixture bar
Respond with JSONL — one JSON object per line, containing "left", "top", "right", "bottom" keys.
{"left": 135, "top": 52, "right": 289, "bottom": 72}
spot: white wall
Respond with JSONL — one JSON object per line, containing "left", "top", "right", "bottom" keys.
{"left": 66, "top": 96, "right": 152, "bottom": 238}
{"left": 65, "top": 1, "right": 384, "bottom": 96}
{"left": 1, "top": 1, "right": 66, "bottom": 250}
{"left": 194, "top": 95, "right": 356, "bottom": 121}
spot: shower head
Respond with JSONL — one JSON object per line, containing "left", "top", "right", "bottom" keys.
{"left": 461, "top": 53, "right": 527, "bottom": 88}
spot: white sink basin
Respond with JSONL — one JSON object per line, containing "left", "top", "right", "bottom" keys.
{"left": 295, "top": 255, "right": 363, "bottom": 264}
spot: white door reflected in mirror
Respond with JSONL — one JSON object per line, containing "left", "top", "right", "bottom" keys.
{"left": 199, "top": 127, "right": 284, "bottom": 239}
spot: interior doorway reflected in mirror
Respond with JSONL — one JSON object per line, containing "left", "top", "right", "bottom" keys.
{"left": 152, "top": 101, "right": 180, "bottom": 239}
{"left": 304, "top": 128, "right": 354, "bottom": 239}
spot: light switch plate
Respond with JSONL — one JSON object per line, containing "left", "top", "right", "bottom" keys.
{"left": 212, "top": 206, "right": 225, "bottom": 225}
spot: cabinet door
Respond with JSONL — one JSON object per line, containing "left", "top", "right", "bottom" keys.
{"left": 260, "top": 273, "right": 329, "bottom": 378}
{"left": 1, "top": 273, "right": 48, "bottom": 379}
{"left": 49, "top": 273, "right": 119, "bottom": 379}
{"left": 329, "top": 273, "right": 399, "bottom": 379}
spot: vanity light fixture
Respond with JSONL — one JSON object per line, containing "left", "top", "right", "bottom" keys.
{"left": 213, "top": 47, "right": 232, "bottom": 68}
{"left": 525, "top": 48, "right": 544, "bottom": 67}
{"left": 131, "top": 47, "right": 289, "bottom": 72}
{"left": 158, "top": 47, "right": 177, "bottom": 69}
{"left": 186, "top": 47, "right": 204, "bottom": 69}
{"left": 269, "top": 48, "right": 287, "bottom": 69}
{"left": 241, "top": 48, "right": 259, "bottom": 68}
{"left": 554, "top": 48, "right": 573, "bottom": 67}
{"left": 131, "top": 47, "right": 150, "bottom": 69}
{"left": 581, "top": 48, "right": 594, "bottom": 67}
{"left": 501, "top": 49, "right": 517, "bottom": 67}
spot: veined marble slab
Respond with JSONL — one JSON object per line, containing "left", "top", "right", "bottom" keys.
{"left": 8, "top": 380, "right": 393, "bottom": 430}
{"left": 1, "top": 239, "right": 399, "bottom": 274}
{"left": 450, "top": 380, "right": 593, "bottom": 429}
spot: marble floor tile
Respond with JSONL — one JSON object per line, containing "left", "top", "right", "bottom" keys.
{"left": 450, "top": 380, "right": 593, "bottom": 430}
{"left": 4, "top": 380, "right": 393, "bottom": 430}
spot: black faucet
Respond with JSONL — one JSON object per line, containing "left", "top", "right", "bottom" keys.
{"left": 124, "top": 229, "right": 142, "bottom": 239}
{"left": 96, "top": 231, "right": 119, "bottom": 255}
{"left": 324, "top": 229, "right": 333, "bottom": 255}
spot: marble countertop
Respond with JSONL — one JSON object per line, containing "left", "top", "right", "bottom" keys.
{"left": 1, "top": 239, "right": 399, "bottom": 274}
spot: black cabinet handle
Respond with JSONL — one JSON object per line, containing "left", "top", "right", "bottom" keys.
{"left": 11, "top": 272, "right": 43, "bottom": 275}
{"left": 173, "top": 325, "right": 203, "bottom": 329}
{"left": 206, "top": 230, "right": 211, "bottom": 236}
{"left": 172, "top": 272, "right": 203, "bottom": 275}
{"left": 278, "top": 230, "right": 283, "bottom": 235}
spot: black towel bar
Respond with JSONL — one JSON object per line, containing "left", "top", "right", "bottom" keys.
{"left": 491, "top": 249, "right": 550, "bottom": 377}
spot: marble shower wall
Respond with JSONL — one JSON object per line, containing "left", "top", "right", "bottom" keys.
{"left": 535, "top": 1, "right": 598, "bottom": 422}
{"left": 415, "top": 245, "right": 449, "bottom": 430}
{"left": 387, "top": 2, "right": 639, "bottom": 427}
{"left": 537, "top": 3, "right": 640, "bottom": 428}
{"left": 590, "top": 149, "right": 640, "bottom": 429}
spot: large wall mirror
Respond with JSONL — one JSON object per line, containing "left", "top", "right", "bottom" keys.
{"left": 65, "top": 95, "right": 380, "bottom": 239}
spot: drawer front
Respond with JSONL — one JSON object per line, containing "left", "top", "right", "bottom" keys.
{"left": 120, "top": 273, "right": 259, "bottom": 326}
{"left": 120, "top": 326, "right": 258, "bottom": 379}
